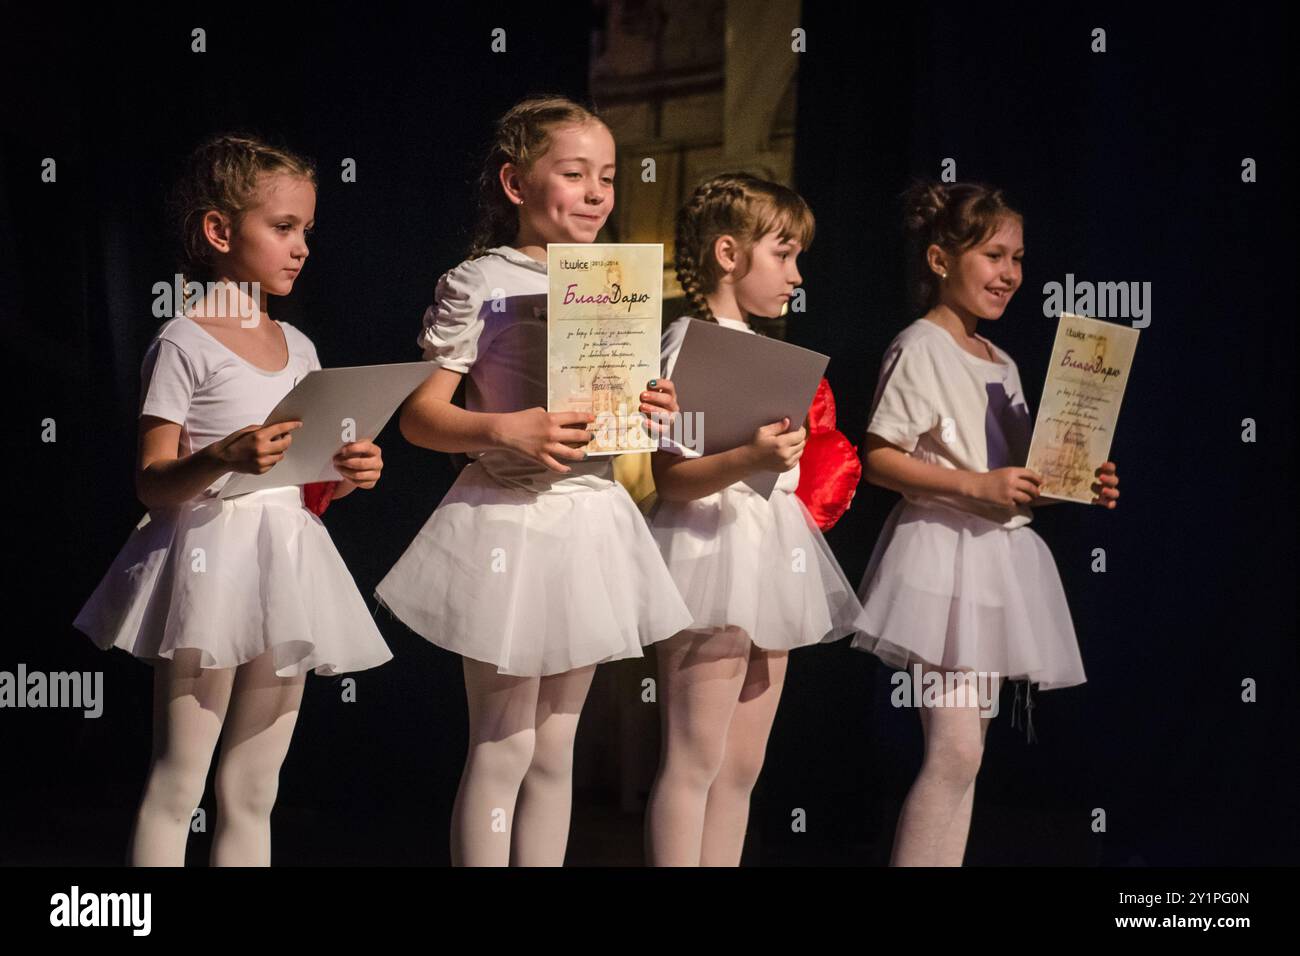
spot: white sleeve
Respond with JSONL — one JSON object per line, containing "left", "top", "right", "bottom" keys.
{"left": 281, "top": 322, "right": 323, "bottom": 372}
{"left": 417, "top": 260, "right": 487, "bottom": 372}
{"left": 656, "top": 318, "right": 702, "bottom": 458}
{"left": 139, "top": 337, "right": 199, "bottom": 425}
{"left": 660, "top": 316, "right": 690, "bottom": 381}
{"left": 866, "top": 339, "right": 942, "bottom": 453}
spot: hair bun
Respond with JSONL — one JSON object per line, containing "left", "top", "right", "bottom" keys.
{"left": 898, "top": 179, "right": 1021, "bottom": 312}
{"left": 902, "top": 180, "right": 948, "bottom": 236}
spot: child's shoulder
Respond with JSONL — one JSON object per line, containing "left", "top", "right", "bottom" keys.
{"left": 892, "top": 317, "right": 947, "bottom": 349}
{"left": 447, "top": 246, "right": 544, "bottom": 283}
{"left": 150, "top": 315, "right": 208, "bottom": 357}
{"left": 432, "top": 248, "right": 545, "bottom": 306}
{"left": 275, "top": 320, "right": 315, "bottom": 351}
{"left": 976, "top": 332, "right": 1018, "bottom": 369}
{"left": 139, "top": 317, "right": 210, "bottom": 382}
{"left": 660, "top": 314, "right": 699, "bottom": 347}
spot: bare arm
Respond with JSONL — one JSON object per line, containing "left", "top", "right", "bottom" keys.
{"left": 398, "top": 365, "right": 594, "bottom": 473}
{"left": 651, "top": 444, "right": 764, "bottom": 501}
{"left": 135, "top": 415, "right": 302, "bottom": 510}
{"left": 398, "top": 366, "right": 508, "bottom": 453}
{"left": 862, "top": 432, "right": 1042, "bottom": 516}
{"left": 652, "top": 417, "right": 806, "bottom": 502}
{"left": 135, "top": 417, "right": 230, "bottom": 509}
{"left": 862, "top": 432, "right": 981, "bottom": 501}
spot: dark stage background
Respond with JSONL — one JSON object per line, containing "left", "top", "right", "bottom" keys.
{"left": 2, "top": 4, "right": 1295, "bottom": 866}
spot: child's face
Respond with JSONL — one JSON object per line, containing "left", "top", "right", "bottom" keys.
{"left": 514, "top": 121, "right": 615, "bottom": 244}
{"left": 221, "top": 173, "right": 316, "bottom": 295}
{"left": 731, "top": 230, "right": 803, "bottom": 319}
{"left": 944, "top": 216, "right": 1023, "bottom": 321}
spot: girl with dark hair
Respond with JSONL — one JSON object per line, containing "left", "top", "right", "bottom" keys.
{"left": 854, "top": 180, "right": 1121, "bottom": 866}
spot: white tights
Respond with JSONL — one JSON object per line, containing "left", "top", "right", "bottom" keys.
{"left": 128, "top": 648, "right": 306, "bottom": 866}
{"left": 890, "top": 673, "right": 998, "bottom": 866}
{"left": 645, "top": 627, "right": 789, "bottom": 866}
{"left": 450, "top": 659, "right": 596, "bottom": 866}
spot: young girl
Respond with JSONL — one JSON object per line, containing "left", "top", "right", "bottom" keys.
{"left": 74, "top": 134, "right": 392, "bottom": 866}
{"left": 374, "top": 97, "right": 692, "bottom": 867}
{"left": 854, "top": 181, "right": 1121, "bottom": 866}
{"left": 643, "top": 173, "right": 868, "bottom": 866}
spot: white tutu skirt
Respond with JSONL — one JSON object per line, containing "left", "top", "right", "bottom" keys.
{"left": 73, "top": 486, "right": 393, "bottom": 677}
{"left": 374, "top": 462, "right": 694, "bottom": 677}
{"left": 852, "top": 500, "right": 1085, "bottom": 690}
{"left": 646, "top": 486, "right": 868, "bottom": 651}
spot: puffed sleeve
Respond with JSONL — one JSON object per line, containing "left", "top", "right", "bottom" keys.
{"left": 417, "top": 259, "right": 487, "bottom": 372}
{"left": 866, "top": 339, "right": 943, "bottom": 453}
{"left": 656, "top": 317, "right": 702, "bottom": 458}
{"left": 139, "top": 335, "right": 198, "bottom": 425}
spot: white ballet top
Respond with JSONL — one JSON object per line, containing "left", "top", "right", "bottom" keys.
{"left": 417, "top": 245, "right": 613, "bottom": 492}
{"left": 139, "top": 316, "right": 321, "bottom": 496}
{"left": 659, "top": 315, "right": 799, "bottom": 494}
{"left": 867, "top": 317, "right": 1034, "bottom": 529}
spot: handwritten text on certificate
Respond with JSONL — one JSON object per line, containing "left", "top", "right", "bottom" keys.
{"left": 1025, "top": 312, "right": 1140, "bottom": 503}
{"left": 546, "top": 243, "right": 664, "bottom": 455}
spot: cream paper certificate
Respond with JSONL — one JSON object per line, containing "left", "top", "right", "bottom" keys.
{"left": 546, "top": 243, "right": 664, "bottom": 455}
{"left": 1025, "top": 312, "right": 1140, "bottom": 503}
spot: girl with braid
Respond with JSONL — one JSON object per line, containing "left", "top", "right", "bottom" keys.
{"left": 643, "top": 173, "right": 867, "bottom": 866}
{"left": 375, "top": 97, "right": 692, "bottom": 866}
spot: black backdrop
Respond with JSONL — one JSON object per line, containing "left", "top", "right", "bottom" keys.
{"left": 2, "top": 4, "right": 1295, "bottom": 866}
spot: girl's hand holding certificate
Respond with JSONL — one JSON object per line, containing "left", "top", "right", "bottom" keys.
{"left": 970, "top": 460, "right": 1119, "bottom": 516}
{"left": 1089, "top": 460, "right": 1120, "bottom": 509}
{"left": 639, "top": 377, "right": 679, "bottom": 438}
{"left": 972, "top": 466, "right": 1043, "bottom": 510}
{"left": 496, "top": 407, "right": 597, "bottom": 473}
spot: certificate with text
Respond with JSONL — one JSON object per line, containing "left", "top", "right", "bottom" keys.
{"left": 1026, "top": 312, "right": 1140, "bottom": 502}
{"left": 546, "top": 243, "right": 664, "bottom": 455}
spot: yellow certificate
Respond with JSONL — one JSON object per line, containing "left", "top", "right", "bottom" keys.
{"left": 546, "top": 243, "right": 664, "bottom": 455}
{"left": 1025, "top": 312, "right": 1141, "bottom": 502}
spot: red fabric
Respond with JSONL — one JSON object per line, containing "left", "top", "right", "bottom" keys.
{"left": 302, "top": 481, "right": 339, "bottom": 517}
{"left": 795, "top": 378, "right": 862, "bottom": 531}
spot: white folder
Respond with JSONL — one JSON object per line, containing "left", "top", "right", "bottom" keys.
{"left": 219, "top": 362, "right": 435, "bottom": 498}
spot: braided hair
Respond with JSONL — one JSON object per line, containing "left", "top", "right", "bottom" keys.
{"left": 901, "top": 180, "right": 1022, "bottom": 311}
{"left": 674, "top": 172, "right": 815, "bottom": 325}
{"left": 466, "top": 96, "right": 608, "bottom": 260}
